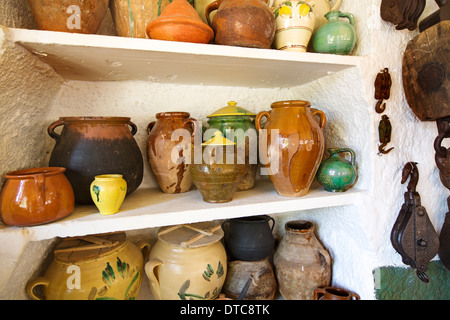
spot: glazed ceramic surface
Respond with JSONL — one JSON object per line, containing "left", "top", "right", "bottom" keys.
{"left": 0, "top": 167, "right": 74, "bottom": 227}
{"left": 206, "top": 101, "right": 258, "bottom": 191}
{"left": 147, "top": 112, "right": 197, "bottom": 194}
{"left": 316, "top": 147, "right": 357, "bottom": 192}
{"left": 314, "top": 286, "right": 360, "bottom": 300}
{"left": 48, "top": 117, "right": 143, "bottom": 204}
{"left": 223, "top": 215, "right": 275, "bottom": 261}
{"left": 313, "top": 10, "right": 356, "bottom": 55}
{"left": 223, "top": 259, "right": 277, "bottom": 300}
{"left": 273, "top": 1, "right": 316, "bottom": 52}
{"left": 274, "top": 220, "right": 331, "bottom": 300}
{"left": 27, "top": 232, "right": 149, "bottom": 300}
{"left": 255, "top": 100, "right": 326, "bottom": 197}
{"left": 27, "top": 0, "right": 109, "bottom": 34}
{"left": 90, "top": 174, "right": 127, "bottom": 215}
{"left": 146, "top": 0, "right": 214, "bottom": 43}
{"left": 145, "top": 223, "right": 227, "bottom": 300}
{"left": 206, "top": 0, "right": 276, "bottom": 48}
{"left": 190, "top": 132, "right": 245, "bottom": 203}
{"left": 111, "top": 0, "right": 159, "bottom": 38}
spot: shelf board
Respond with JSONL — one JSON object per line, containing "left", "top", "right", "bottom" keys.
{"left": 5, "top": 27, "right": 361, "bottom": 88}
{"left": 0, "top": 180, "right": 366, "bottom": 241}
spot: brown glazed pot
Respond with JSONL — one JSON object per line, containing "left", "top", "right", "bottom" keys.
{"left": 147, "top": 112, "right": 198, "bottom": 194}
{"left": 314, "top": 287, "right": 360, "bottom": 300}
{"left": 27, "top": 0, "right": 109, "bottom": 34}
{"left": 256, "top": 100, "right": 326, "bottom": 197}
{"left": 48, "top": 117, "right": 143, "bottom": 204}
{"left": 0, "top": 167, "right": 74, "bottom": 226}
{"left": 206, "top": 0, "right": 275, "bottom": 48}
{"left": 274, "top": 220, "right": 331, "bottom": 300}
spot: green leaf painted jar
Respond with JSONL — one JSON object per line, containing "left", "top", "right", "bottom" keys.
{"left": 313, "top": 11, "right": 356, "bottom": 55}
{"left": 316, "top": 147, "right": 357, "bottom": 192}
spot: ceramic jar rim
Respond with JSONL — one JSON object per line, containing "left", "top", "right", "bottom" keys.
{"left": 94, "top": 174, "right": 124, "bottom": 181}
{"left": 285, "top": 220, "right": 314, "bottom": 233}
{"left": 270, "top": 100, "right": 311, "bottom": 109}
{"left": 58, "top": 116, "right": 131, "bottom": 124}
{"left": 232, "top": 215, "right": 272, "bottom": 224}
{"left": 5, "top": 167, "right": 66, "bottom": 179}
{"left": 156, "top": 112, "right": 191, "bottom": 118}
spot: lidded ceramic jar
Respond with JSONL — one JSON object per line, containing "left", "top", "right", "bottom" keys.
{"left": 206, "top": 101, "right": 258, "bottom": 191}
{"left": 47, "top": 117, "right": 143, "bottom": 204}
{"left": 27, "top": 232, "right": 150, "bottom": 300}
{"left": 0, "top": 167, "right": 74, "bottom": 226}
{"left": 274, "top": 220, "right": 331, "bottom": 300}
{"left": 147, "top": 112, "right": 198, "bottom": 194}
{"left": 145, "top": 222, "right": 227, "bottom": 300}
{"left": 190, "top": 131, "right": 245, "bottom": 203}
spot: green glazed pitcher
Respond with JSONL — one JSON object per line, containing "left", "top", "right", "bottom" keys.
{"left": 316, "top": 148, "right": 357, "bottom": 192}
{"left": 313, "top": 11, "right": 356, "bottom": 55}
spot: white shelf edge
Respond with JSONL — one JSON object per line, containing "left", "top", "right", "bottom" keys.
{"left": 0, "top": 180, "right": 367, "bottom": 242}
{"left": 4, "top": 27, "right": 362, "bottom": 87}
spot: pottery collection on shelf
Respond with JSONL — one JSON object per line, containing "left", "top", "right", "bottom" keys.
{"left": 27, "top": 0, "right": 355, "bottom": 54}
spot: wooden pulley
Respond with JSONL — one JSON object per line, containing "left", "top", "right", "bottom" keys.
{"left": 439, "top": 196, "right": 450, "bottom": 270}
{"left": 380, "top": 0, "right": 426, "bottom": 30}
{"left": 402, "top": 21, "right": 450, "bottom": 121}
{"left": 434, "top": 116, "right": 450, "bottom": 189}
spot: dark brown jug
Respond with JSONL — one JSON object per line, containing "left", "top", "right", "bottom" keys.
{"left": 314, "top": 287, "right": 360, "bottom": 300}
{"left": 48, "top": 117, "right": 143, "bottom": 204}
{"left": 206, "top": 0, "right": 275, "bottom": 49}
{"left": 223, "top": 215, "right": 275, "bottom": 261}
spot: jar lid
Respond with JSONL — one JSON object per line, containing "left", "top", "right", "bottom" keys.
{"left": 202, "top": 131, "right": 236, "bottom": 146}
{"left": 158, "top": 222, "right": 224, "bottom": 248}
{"left": 53, "top": 232, "right": 126, "bottom": 262}
{"left": 207, "top": 101, "right": 256, "bottom": 117}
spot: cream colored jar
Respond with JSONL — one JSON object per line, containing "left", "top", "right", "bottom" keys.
{"left": 145, "top": 223, "right": 227, "bottom": 300}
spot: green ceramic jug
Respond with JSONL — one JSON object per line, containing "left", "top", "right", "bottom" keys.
{"left": 313, "top": 11, "right": 356, "bottom": 55}
{"left": 316, "top": 148, "right": 357, "bottom": 192}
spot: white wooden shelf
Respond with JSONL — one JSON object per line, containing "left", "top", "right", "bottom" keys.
{"left": 5, "top": 27, "right": 361, "bottom": 88}
{"left": 0, "top": 180, "right": 366, "bottom": 241}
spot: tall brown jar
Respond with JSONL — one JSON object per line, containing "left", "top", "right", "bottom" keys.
{"left": 274, "top": 220, "right": 331, "bottom": 300}
{"left": 48, "top": 117, "right": 143, "bottom": 204}
{"left": 147, "top": 112, "right": 198, "bottom": 194}
{"left": 256, "top": 100, "right": 326, "bottom": 197}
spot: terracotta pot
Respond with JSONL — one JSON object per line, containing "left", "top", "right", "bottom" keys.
{"left": 314, "top": 287, "right": 360, "bottom": 300}
{"left": 223, "top": 259, "right": 277, "bottom": 300}
{"left": 145, "top": 223, "right": 227, "bottom": 300}
{"left": 274, "top": 220, "right": 332, "bottom": 300}
{"left": 146, "top": 0, "right": 214, "bottom": 43}
{"left": 48, "top": 117, "right": 143, "bottom": 204}
{"left": 223, "top": 215, "right": 275, "bottom": 261}
{"left": 0, "top": 167, "right": 74, "bottom": 227}
{"left": 255, "top": 100, "right": 326, "bottom": 197}
{"left": 147, "top": 112, "right": 197, "bottom": 194}
{"left": 206, "top": 0, "right": 275, "bottom": 48}
{"left": 27, "top": 0, "right": 109, "bottom": 34}
{"left": 27, "top": 232, "right": 150, "bottom": 300}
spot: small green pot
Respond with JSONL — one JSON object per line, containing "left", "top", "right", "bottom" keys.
{"left": 316, "top": 148, "right": 357, "bottom": 192}
{"left": 313, "top": 11, "right": 356, "bottom": 55}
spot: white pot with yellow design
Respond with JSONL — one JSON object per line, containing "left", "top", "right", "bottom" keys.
{"left": 273, "top": 1, "right": 316, "bottom": 52}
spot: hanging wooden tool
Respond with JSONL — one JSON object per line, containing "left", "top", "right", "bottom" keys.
{"left": 419, "top": 0, "right": 450, "bottom": 32}
{"left": 374, "top": 68, "right": 392, "bottom": 114}
{"left": 381, "top": 0, "right": 426, "bottom": 30}
{"left": 378, "top": 115, "right": 394, "bottom": 154}
{"left": 390, "top": 162, "right": 440, "bottom": 282}
{"left": 402, "top": 21, "right": 450, "bottom": 121}
{"left": 434, "top": 116, "right": 450, "bottom": 190}
{"left": 439, "top": 196, "right": 450, "bottom": 270}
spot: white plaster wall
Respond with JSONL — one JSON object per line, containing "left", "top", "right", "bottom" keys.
{"left": 0, "top": 0, "right": 448, "bottom": 300}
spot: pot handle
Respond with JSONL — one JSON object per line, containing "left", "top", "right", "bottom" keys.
{"left": 338, "top": 11, "right": 355, "bottom": 27}
{"left": 128, "top": 120, "right": 138, "bottom": 136}
{"left": 205, "top": 0, "right": 219, "bottom": 26}
{"left": 47, "top": 118, "right": 65, "bottom": 142}
{"left": 147, "top": 121, "right": 156, "bottom": 135}
{"left": 255, "top": 111, "right": 272, "bottom": 131}
{"left": 336, "top": 148, "right": 356, "bottom": 167}
{"left": 145, "top": 259, "right": 163, "bottom": 300}
{"left": 138, "top": 242, "right": 151, "bottom": 260}
{"left": 311, "top": 109, "right": 326, "bottom": 130}
{"left": 34, "top": 173, "right": 46, "bottom": 208}
{"left": 268, "top": 216, "right": 275, "bottom": 231}
{"left": 26, "top": 277, "right": 49, "bottom": 300}
{"left": 331, "top": 0, "right": 343, "bottom": 11}
{"left": 184, "top": 118, "right": 200, "bottom": 143}
{"left": 313, "top": 287, "right": 325, "bottom": 300}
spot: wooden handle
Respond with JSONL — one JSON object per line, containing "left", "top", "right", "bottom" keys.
{"left": 181, "top": 225, "right": 221, "bottom": 247}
